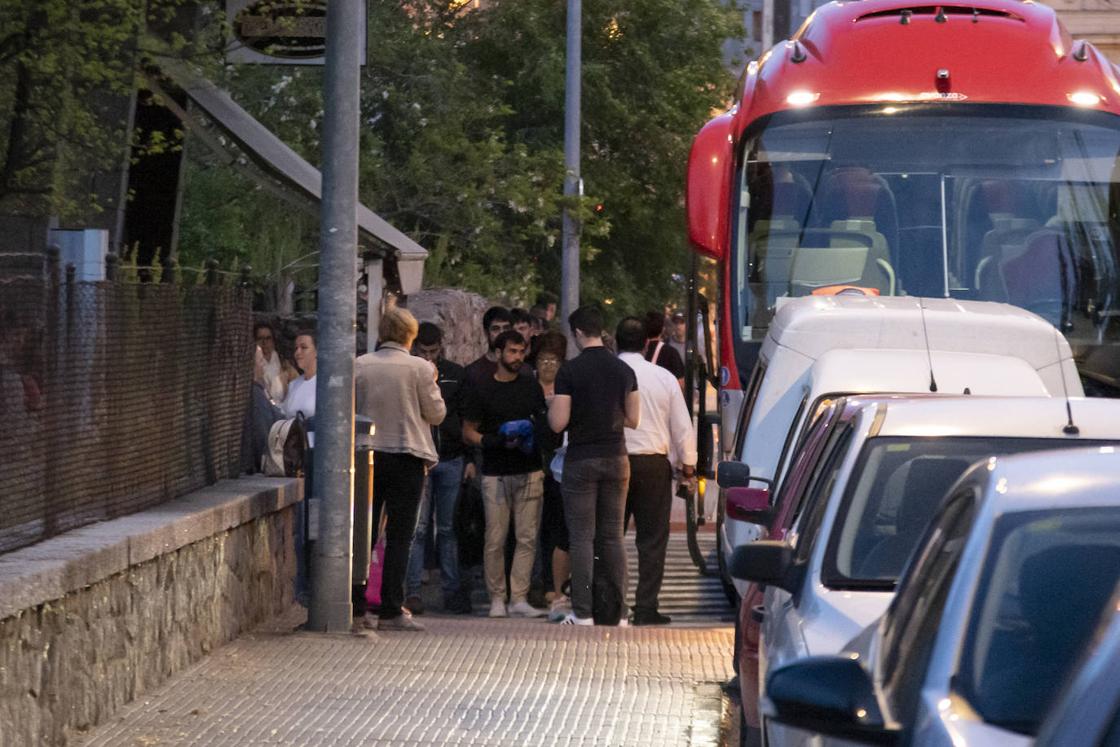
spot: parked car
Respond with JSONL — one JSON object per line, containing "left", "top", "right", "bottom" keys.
{"left": 761, "top": 445, "right": 1120, "bottom": 746}
{"left": 1033, "top": 582, "right": 1120, "bottom": 747}
{"left": 730, "top": 395, "right": 1120, "bottom": 745}
{"left": 717, "top": 294, "right": 1080, "bottom": 603}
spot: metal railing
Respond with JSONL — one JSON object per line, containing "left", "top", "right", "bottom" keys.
{"left": 0, "top": 251, "right": 253, "bottom": 554}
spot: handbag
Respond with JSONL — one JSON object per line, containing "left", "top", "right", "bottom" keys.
{"left": 262, "top": 414, "right": 307, "bottom": 477}
{"left": 364, "top": 538, "right": 386, "bottom": 608}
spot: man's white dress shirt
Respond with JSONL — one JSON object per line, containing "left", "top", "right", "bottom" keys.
{"left": 618, "top": 352, "right": 697, "bottom": 467}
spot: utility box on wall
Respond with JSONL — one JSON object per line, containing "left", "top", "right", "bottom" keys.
{"left": 49, "top": 229, "right": 108, "bottom": 282}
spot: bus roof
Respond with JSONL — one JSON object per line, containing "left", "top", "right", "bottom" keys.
{"left": 734, "top": 0, "right": 1120, "bottom": 129}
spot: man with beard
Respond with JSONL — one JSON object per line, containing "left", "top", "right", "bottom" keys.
{"left": 462, "top": 331, "right": 548, "bottom": 618}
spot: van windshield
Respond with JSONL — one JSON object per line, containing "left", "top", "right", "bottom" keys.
{"left": 821, "top": 436, "right": 1116, "bottom": 589}
{"left": 733, "top": 104, "right": 1120, "bottom": 375}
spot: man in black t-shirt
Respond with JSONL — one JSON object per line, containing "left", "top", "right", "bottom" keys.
{"left": 463, "top": 331, "right": 548, "bottom": 619}
{"left": 549, "top": 306, "right": 640, "bottom": 626}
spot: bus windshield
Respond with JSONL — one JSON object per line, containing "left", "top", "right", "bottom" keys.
{"left": 734, "top": 104, "right": 1120, "bottom": 356}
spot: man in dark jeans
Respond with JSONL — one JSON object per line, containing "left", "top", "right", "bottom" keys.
{"left": 406, "top": 322, "right": 472, "bottom": 614}
{"left": 549, "top": 306, "right": 640, "bottom": 626}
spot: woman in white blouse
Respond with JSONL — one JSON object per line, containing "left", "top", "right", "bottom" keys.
{"left": 281, "top": 330, "right": 317, "bottom": 420}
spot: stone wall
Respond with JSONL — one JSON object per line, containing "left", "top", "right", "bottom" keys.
{"left": 0, "top": 477, "right": 301, "bottom": 747}
{"left": 407, "top": 288, "right": 491, "bottom": 366}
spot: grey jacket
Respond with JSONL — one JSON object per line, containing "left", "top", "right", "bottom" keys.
{"left": 355, "top": 342, "right": 446, "bottom": 467}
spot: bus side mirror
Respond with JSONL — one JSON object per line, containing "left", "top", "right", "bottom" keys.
{"left": 686, "top": 113, "right": 734, "bottom": 261}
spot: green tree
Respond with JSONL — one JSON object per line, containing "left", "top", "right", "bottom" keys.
{"left": 0, "top": 0, "right": 207, "bottom": 220}
{"left": 461, "top": 0, "right": 742, "bottom": 312}
{"left": 179, "top": 0, "right": 740, "bottom": 311}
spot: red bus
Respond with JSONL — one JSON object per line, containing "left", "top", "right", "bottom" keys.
{"left": 684, "top": 0, "right": 1120, "bottom": 735}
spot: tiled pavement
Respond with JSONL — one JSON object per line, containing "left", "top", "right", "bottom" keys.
{"left": 462, "top": 531, "right": 734, "bottom": 625}
{"left": 82, "top": 614, "right": 733, "bottom": 746}
{"left": 81, "top": 531, "right": 737, "bottom": 746}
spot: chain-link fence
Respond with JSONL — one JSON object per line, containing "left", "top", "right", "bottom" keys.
{"left": 0, "top": 265, "right": 253, "bottom": 554}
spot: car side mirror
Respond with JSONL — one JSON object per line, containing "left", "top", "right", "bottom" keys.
{"left": 764, "top": 656, "right": 899, "bottom": 745}
{"left": 717, "top": 461, "right": 751, "bottom": 488}
{"left": 725, "top": 486, "right": 772, "bottom": 525}
{"left": 728, "top": 541, "right": 799, "bottom": 592}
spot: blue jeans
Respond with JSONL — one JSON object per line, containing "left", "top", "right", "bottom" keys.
{"left": 406, "top": 456, "right": 464, "bottom": 598}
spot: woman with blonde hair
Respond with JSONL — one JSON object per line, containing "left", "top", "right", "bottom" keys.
{"left": 354, "top": 306, "right": 446, "bottom": 632}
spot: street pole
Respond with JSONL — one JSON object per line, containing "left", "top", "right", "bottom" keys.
{"left": 560, "top": 0, "right": 581, "bottom": 334}
{"left": 308, "top": 0, "right": 360, "bottom": 633}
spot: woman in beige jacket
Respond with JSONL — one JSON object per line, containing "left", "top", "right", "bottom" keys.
{"left": 354, "top": 307, "right": 445, "bottom": 632}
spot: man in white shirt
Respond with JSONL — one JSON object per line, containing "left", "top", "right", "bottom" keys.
{"left": 615, "top": 317, "right": 697, "bottom": 626}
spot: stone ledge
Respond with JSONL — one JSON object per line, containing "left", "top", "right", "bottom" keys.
{"left": 0, "top": 476, "right": 302, "bottom": 622}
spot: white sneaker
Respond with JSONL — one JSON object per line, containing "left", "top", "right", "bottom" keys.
{"left": 488, "top": 599, "right": 508, "bottom": 618}
{"left": 509, "top": 600, "right": 547, "bottom": 618}
{"left": 559, "top": 613, "right": 593, "bottom": 626}
{"left": 548, "top": 595, "right": 572, "bottom": 622}
{"left": 615, "top": 617, "right": 629, "bottom": 628}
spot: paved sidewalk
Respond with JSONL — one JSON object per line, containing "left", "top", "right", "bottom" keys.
{"left": 81, "top": 610, "right": 734, "bottom": 746}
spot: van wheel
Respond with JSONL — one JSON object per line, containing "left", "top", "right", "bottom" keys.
{"left": 716, "top": 499, "right": 739, "bottom": 607}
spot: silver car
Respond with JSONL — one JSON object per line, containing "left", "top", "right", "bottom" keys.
{"left": 761, "top": 445, "right": 1120, "bottom": 746}
{"left": 734, "top": 397, "right": 1120, "bottom": 746}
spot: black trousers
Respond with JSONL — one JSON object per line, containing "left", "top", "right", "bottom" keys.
{"left": 624, "top": 454, "right": 673, "bottom": 615}
{"left": 368, "top": 451, "right": 426, "bottom": 619}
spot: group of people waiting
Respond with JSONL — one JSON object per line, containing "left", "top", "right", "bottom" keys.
{"left": 250, "top": 299, "right": 696, "bottom": 633}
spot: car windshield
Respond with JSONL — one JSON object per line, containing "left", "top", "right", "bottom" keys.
{"left": 823, "top": 437, "right": 1116, "bottom": 589}
{"left": 733, "top": 105, "right": 1120, "bottom": 357}
{"left": 957, "top": 508, "right": 1120, "bottom": 735}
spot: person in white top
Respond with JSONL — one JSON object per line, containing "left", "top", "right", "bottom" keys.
{"left": 281, "top": 330, "right": 316, "bottom": 420}
{"left": 254, "top": 322, "right": 292, "bottom": 403}
{"left": 615, "top": 316, "right": 697, "bottom": 626}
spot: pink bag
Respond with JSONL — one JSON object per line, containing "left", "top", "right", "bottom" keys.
{"left": 364, "top": 539, "right": 386, "bottom": 607}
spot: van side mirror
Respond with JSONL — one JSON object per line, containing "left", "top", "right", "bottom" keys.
{"left": 717, "top": 461, "right": 751, "bottom": 488}
{"left": 764, "top": 656, "right": 899, "bottom": 745}
{"left": 729, "top": 541, "right": 799, "bottom": 592}
{"left": 725, "top": 486, "right": 772, "bottom": 525}
{"left": 686, "top": 114, "right": 734, "bottom": 261}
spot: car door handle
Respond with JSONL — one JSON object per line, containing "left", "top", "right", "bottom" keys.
{"left": 751, "top": 604, "right": 766, "bottom": 623}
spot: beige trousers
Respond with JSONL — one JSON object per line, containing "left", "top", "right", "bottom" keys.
{"left": 481, "top": 471, "right": 544, "bottom": 602}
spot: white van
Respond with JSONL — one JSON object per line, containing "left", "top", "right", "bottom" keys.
{"left": 717, "top": 294, "right": 1082, "bottom": 599}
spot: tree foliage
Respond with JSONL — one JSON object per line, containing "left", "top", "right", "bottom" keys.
{"left": 0, "top": 0, "right": 203, "bottom": 220}
{"left": 179, "top": 0, "right": 740, "bottom": 310}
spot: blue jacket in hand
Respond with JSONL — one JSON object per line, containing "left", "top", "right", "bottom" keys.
{"left": 498, "top": 419, "right": 536, "bottom": 454}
